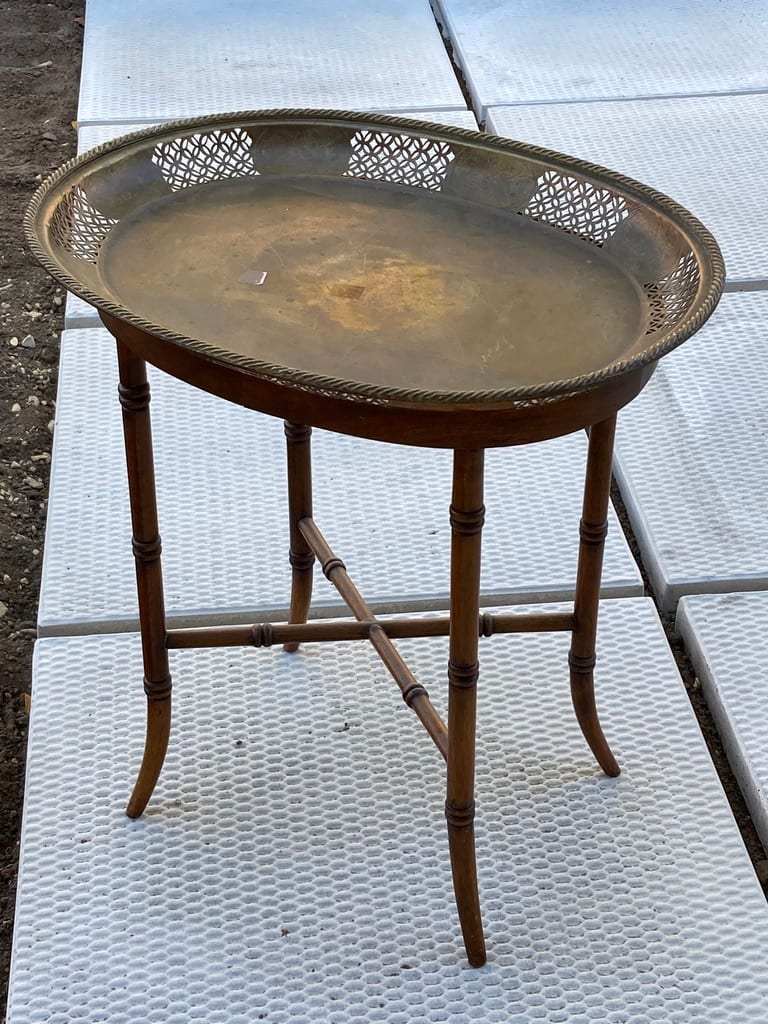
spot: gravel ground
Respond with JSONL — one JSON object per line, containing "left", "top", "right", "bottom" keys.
{"left": 0, "top": 1, "right": 84, "bottom": 1014}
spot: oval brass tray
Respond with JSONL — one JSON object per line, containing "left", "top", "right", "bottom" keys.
{"left": 25, "top": 110, "right": 724, "bottom": 405}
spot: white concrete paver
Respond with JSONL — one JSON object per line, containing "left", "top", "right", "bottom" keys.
{"left": 434, "top": 0, "right": 768, "bottom": 116}
{"left": 9, "top": 600, "right": 768, "bottom": 1022}
{"left": 78, "top": 0, "right": 467, "bottom": 124}
{"left": 610, "top": 291, "right": 768, "bottom": 611}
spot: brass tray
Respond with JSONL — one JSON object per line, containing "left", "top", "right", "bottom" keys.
{"left": 25, "top": 110, "right": 724, "bottom": 404}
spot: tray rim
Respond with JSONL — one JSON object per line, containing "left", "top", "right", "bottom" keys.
{"left": 24, "top": 108, "right": 725, "bottom": 407}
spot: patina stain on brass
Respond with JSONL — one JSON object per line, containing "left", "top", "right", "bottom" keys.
{"left": 99, "top": 176, "right": 644, "bottom": 391}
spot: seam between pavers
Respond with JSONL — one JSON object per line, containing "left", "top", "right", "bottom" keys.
{"left": 38, "top": 585, "right": 645, "bottom": 640}
{"left": 676, "top": 599, "right": 768, "bottom": 851}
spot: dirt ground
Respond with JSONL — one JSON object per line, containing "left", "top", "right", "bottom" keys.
{"left": 0, "top": 1, "right": 766, "bottom": 1017}
{"left": 0, "top": 0, "right": 84, "bottom": 1012}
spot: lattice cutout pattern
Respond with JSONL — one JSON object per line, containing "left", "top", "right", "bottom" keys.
{"left": 49, "top": 185, "right": 117, "bottom": 264}
{"left": 345, "top": 129, "right": 455, "bottom": 190}
{"left": 152, "top": 127, "right": 258, "bottom": 192}
{"left": 525, "top": 170, "right": 629, "bottom": 245}
{"left": 644, "top": 252, "right": 700, "bottom": 334}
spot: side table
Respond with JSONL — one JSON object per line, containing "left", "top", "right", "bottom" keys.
{"left": 26, "top": 110, "right": 724, "bottom": 966}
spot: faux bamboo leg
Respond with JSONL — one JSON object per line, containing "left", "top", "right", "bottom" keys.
{"left": 446, "top": 448, "right": 486, "bottom": 968}
{"left": 284, "top": 422, "right": 315, "bottom": 652}
{"left": 117, "top": 340, "right": 173, "bottom": 818}
{"left": 569, "top": 415, "right": 620, "bottom": 777}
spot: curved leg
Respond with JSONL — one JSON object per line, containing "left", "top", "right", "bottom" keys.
{"left": 569, "top": 415, "right": 620, "bottom": 777}
{"left": 283, "top": 422, "right": 315, "bottom": 652}
{"left": 446, "top": 448, "right": 487, "bottom": 967}
{"left": 117, "top": 340, "right": 173, "bottom": 818}
{"left": 126, "top": 698, "right": 171, "bottom": 819}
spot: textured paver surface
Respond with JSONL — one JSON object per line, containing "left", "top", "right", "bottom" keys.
{"left": 10, "top": 600, "right": 768, "bottom": 1022}
{"left": 611, "top": 292, "right": 768, "bottom": 610}
{"left": 434, "top": 0, "right": 768, "bottom": 114}
{"left": 78, "top": 0, "right": 467, "bottom": 123}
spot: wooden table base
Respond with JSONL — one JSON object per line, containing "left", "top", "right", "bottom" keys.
{"left": 116, "top": 339, "right": 620, "bottom": 968}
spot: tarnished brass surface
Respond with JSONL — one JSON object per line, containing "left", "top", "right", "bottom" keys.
{"left": 100, "top": 176, "right": 644, "bottom": 390}
{"left": 25, "top": 110, "right": 725, "bottom": 403}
